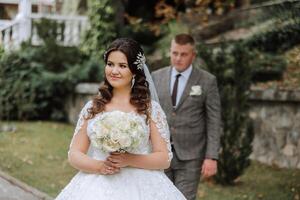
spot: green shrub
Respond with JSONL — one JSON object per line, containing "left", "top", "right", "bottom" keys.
{"left": 245, "top": 22, "right": 300, "bottom": 53}
{"left": 0, "top": 46, "right": 43, "bottom": 120}
{"left": 245, "top": 1, "right": 300, "bottom": 53}
{"left": 33, "top": 18, "right": 65, "bottom": 46}
{"left": 80, "top": 0, "right": 117, "bottom": 62}
{"left": 0, "top": 42, "right": 102, "bottom": 121}
{"left": 0, "top": 17, "right": 104, "bottom": 121}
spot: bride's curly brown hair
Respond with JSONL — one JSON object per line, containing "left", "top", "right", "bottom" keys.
{"left": 87, "top": 38, "right": 151, "bottom": 121}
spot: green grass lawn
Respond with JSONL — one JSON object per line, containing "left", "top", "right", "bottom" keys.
{"left": 0, "top": 121, "right": 76, "bottom": 197}
{"left": 0, "top": 121, "right": 299, "bottom": 199}
{"left": 197, "top": 162, "right": 300, "bottom": 200}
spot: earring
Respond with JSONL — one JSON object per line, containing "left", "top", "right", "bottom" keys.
{"left": 131, "top": 76, "right": 135, "bottom": 89}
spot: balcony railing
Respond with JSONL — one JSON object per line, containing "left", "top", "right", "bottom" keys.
{"left": 0, "top": 14, "right": 89, "bottom": 51}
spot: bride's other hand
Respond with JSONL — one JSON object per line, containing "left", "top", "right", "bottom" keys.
{"left": 98, "top": 160, "right": 120, "bottom": 175}
{"left": 107, "top": 152, "right": 130, "bottom": 168}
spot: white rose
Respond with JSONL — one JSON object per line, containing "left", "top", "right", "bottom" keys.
{"left": 118, "top": 135, "right": 131, "bottom": 148}
{"left": 110, "top": 130, "right": 122, "bottom": 141}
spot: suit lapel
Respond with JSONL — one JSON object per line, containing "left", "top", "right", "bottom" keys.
{"left": 175, "top": 67, "right": 200, "bottom": 110}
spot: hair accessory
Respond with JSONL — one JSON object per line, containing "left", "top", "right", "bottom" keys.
{"left": 134, "top": 52, "right": 146, "bottom": 70}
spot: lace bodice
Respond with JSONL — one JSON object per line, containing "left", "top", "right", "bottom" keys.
{"left": 70, "top": 100, "right": 173, "bottom": 161}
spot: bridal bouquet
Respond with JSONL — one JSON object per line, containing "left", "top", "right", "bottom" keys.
{"left": 90, "top": 111, "right": 146, "bottom": 153}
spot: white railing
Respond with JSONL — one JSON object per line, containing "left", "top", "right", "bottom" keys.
{"left": 0, "top": 20, "right": 21, "bottom": 51}
{"left": 0, "top": 20, "right": 13, "bottom": 29}
{"left": 0, "top": 14, "right": 89, "bottom": 51}
{"left": 30, "top": 13, "right": 89, "bottom": 46}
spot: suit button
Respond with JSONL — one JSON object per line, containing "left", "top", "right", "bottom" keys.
{"left": 172, "top": 112, "right": 176, "bottom": 116}
{"left": 171, "top": 127, "right": 175, "bottom": 131}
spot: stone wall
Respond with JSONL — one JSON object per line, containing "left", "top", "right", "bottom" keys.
{"left": 65, "top": 83, "right": 99, "bottom": 124}
{"left": 67, "top": 83, "right": 300, "bottom": 169}
{"left": 249, "top": 88, "right": 300, "bottom": 169}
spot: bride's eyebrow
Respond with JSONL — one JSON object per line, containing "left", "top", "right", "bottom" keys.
{"left": 107, "top": 60, "right": 128, "bottom": 65}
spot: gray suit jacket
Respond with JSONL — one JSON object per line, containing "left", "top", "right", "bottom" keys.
{"left": 152, "top": 66, "right": 221, "bottom": 161}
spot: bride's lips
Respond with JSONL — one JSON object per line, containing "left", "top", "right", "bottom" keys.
{"left": 109, "top": 76, "right": 121, "bottom": 81}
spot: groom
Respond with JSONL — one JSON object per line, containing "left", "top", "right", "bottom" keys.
{"left": 152, "top": 33, "right": 221, "bottom": 200}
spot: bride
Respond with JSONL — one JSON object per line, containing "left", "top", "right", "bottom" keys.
{"left": 55, "top": 38, "right": 187, "bottom": 200}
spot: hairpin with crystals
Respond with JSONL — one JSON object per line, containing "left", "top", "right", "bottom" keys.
{"left": 134, "top": 52, "right": 146, "bottom": 70}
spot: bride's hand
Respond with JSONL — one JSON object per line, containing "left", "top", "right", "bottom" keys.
{"left": 98, "top": 160, "right": 120, "bottom": 175}
{"left": 107, "top": 152, "right": 130, "bottom": 168}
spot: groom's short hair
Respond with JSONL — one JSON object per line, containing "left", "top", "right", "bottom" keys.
{"left": 173, "top": 33, "right": 195, "bottom": 46}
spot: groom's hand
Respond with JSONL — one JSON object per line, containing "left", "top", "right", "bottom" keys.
{"left": 201, "top": 158, "right": 217, "bottom": 178}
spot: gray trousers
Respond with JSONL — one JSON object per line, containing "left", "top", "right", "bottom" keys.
{"left": 165, "top": 148, "right": 203, "bottom": 200}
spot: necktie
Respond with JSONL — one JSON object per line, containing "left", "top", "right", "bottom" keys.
{"left": 172, "top": 74, "right": 181, "bottom": 107}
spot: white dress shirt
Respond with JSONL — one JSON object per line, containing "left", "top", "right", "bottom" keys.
{"left": 170, "top": 65, "right": 193, "bottom": 107}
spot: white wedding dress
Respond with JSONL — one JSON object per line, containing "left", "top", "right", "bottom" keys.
{"left": 55, "top": 100, "right": 186, "bottom": 200}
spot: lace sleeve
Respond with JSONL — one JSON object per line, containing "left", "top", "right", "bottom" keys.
{"left": 150, "top": 100, "right": 173, "bottom": 162}
{"left": 69, "top": 100, "right": 93, "bottom": 150}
